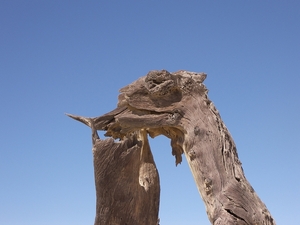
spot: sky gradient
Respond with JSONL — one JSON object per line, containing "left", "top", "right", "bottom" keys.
{"left": 1, "top": 1, "right": 299, "bottom": 224}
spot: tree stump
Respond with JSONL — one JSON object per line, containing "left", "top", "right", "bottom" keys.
{"left": 67, "top": 70, "right": 275, "bottom": 225}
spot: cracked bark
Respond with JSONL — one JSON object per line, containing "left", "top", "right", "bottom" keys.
{"left": 67, "top": 70, "right": 275, "bottom": 225}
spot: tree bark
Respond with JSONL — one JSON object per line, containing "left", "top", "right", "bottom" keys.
{"left": 67, "top": 70, "right": 275, "bottom": 224}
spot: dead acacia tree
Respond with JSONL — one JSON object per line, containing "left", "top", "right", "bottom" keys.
{"left": 67, "top": 70, "right": 275, "bottom": 225}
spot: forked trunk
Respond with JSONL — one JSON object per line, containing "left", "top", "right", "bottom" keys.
{"left": 67, "top": 70, "right": 275, "bottom": 225}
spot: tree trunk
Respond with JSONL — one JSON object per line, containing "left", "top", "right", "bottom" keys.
{"left": 67, "top": 117, "right": 160, "bottom": 225}
{"left": 67, "top": 70, "right": 275, "bottom": 224}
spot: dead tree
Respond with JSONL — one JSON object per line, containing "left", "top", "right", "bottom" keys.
{"left": 67, "top": 70, "right": 275, "bottom": 225}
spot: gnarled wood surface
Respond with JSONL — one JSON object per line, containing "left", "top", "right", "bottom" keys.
{"left": 67, "top": 70, "right": 275, "bottom": 225}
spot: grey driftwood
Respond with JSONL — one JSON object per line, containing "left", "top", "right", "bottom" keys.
{"left": 67, "top": 70, "right": 275, "bottom": 225}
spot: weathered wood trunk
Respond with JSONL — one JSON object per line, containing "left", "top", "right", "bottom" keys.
{"left": 67, "top": 70, "right": 275, "bottom": 224}
{"left": 67, "top": 117, "right": 160, "bottom": 225}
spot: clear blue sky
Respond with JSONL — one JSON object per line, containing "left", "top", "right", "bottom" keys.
{"left": 1, "top": 1, "right": 299, "bottom": 224}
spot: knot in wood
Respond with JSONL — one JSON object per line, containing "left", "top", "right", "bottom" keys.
{"left": 145, "top": 70, "right": 172, "bottom": 84}
{"left": 204, "top": 178, "right": 212, "bottom": 185}
{"left": 194, "top": 126, "right": 209, "bottom": 141}
{"left": 145, "top": 70, "right": 177, "bottom": 97}
{"left": 188, "top": 149, "right": 196, "bottom": 160}
{"left": 223, "top": 149, "right": 230, "bottom": 157}
{"left": 194, "top": 126, "right": 201, "bottom": 135}
{"left": 204, "top": 178, "right": 213, "bottom": 195}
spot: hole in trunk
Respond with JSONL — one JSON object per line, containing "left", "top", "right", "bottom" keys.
{"left": 148, "top": 135, "right": 210, "bottom": 224}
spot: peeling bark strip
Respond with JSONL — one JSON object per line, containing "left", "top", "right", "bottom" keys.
{"left": 67, "top": 70, "right": 275, "bottom": 225}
